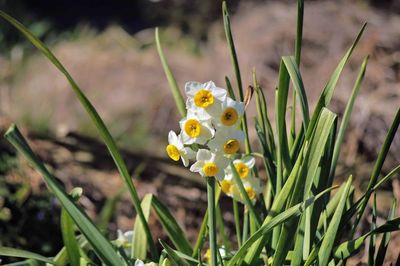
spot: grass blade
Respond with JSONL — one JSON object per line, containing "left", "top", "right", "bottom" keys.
{"left": 317, "top": 176, "right": 353, "bottom": 266}
{"left": 222, "top": 1, "right": 243, "bottom": 101}
{"left": 159, "top": 240, "right": 190, "bottom": 266}
{"left": 155, "top": 27, "right": 186, "bottom": 118}
{"left": 152, "top": 195, "right": 193, "bottom": 256}
{"left": 352, "top": 108, "right": 400, "bottom": 234}
{"left": 305, "top": 23, "right": 366, "bottom": 140}
{"left": 329, "top": 56, "right": 369, "bottom": 181}
{"left": 375, "top": 199, "right": 396, "bottom": 265}
{"left": 61, "top": 208, "right": 81, "bottom": 266}
{"left": 132, "top": 194, "right": 153, "bottom": 260}
{"left": 282, "top": 56, "right": 310, "bottom": 128}
{"left": 0, "top": 247, "right": 58, "bottom": 265}
{"left": 228, "top": 186, "right": 335, "bottom": 266}
{"left": 4, "top": 125, "right": 124, "bottom": 266}
{"left": 0, "top": 10, "right": 158, "bottom": 259}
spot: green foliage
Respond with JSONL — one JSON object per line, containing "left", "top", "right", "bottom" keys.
{"left": 1, "top": 0, "right": 399, "bottom": 265}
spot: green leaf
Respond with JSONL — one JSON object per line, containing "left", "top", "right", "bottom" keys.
{"left": 282, "top": 56, "right": 310, "bottom": 128}
{"left": 155, "top": 27, "right": 186, "bottom": 118}
{"left": 61, "top": 208, "right": 80, "bottom": 266}
{"left": 0, "top": 10, "right": 158, "bottom": 260}
{"left": 368, "top": 194, "right": 377, "bottom": 265}
{"left": 352, "top": 108, "right": 400, "bottom": 234}
{"left": 329, "top": 56, "right": 369, "bottom": 181}
{"left": 0, "top": 247, "right": 58, "bottom": 265}
{"left": 333, "top": 216, "right": 400, "bottom": 260}
{"left": 159, "top": 240, "right": 190, "bottom": 266}
{"left": 132, "top": 194, "right": 153, "bottom": 260}
{"left": 317, "top": 176, "right": 353, "bottom": 266}
{"left": 227, "top": 186, "right": 335, "bottom": 266}
{"left": 152, "top": 196, "right": 193, "bottom": 256}
{"left": 305, "top": 23, "right": 366, "bottom": 140}
{"left": 375, "top": 199, "right": 396, "bottom": 265}
{"left": 222, "top": 1, "right": 243, "bottom": 101}
{"left": 4, "top": 125, "right": 124, "bottom": 266}
{"left": 244, "top": 142, "right": 309, "bottom": 264}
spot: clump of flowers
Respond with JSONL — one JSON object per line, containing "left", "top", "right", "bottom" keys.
{"left": 166, "top": 81, "right": 263, "bottom": 202}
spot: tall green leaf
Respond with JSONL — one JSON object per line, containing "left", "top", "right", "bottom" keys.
{"left": 4, "top": 125, "right": 124, "bottom": 266}
{"left": 0, "top": 10, "right": 158, "bottom": 259}
{"left": 152, "top": 196, "right": 193, "bottom": 256}
{"left": 132, "top": 194, "right": 153, "bottom": 260}
{"left": 155, "top": 27, "right": 186, "bottom": 118}
{"left": 305, "top": 23, "right": 366, "bottom": 140}
{"left": 0, "top": 247, "right": 58, "bottom": 265}
{"left": 317, "top": 176, "right": 353, "bottom": 266}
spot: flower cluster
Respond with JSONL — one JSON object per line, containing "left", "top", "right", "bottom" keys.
{"left": 166, "top": 81, "right": 262, "bottom": 202}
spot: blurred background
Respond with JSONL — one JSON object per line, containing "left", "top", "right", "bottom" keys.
{"left": 0, "top": 0, "right": 399, "bottom": 264}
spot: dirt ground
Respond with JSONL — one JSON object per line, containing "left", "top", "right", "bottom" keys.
{"left": 0, "top": 0, "right": 400, "bottom": 264}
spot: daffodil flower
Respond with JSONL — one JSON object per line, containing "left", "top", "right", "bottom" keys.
{"left": 220, "top": 176, "right": 262, "bottom": 203}
{"left": 185, "top": 81, "right": 227, "bottom": 119}
{"left": 179, "top": 111, "right": 215, "bottom": 145}
{"left": 190, "top": 149, "right": 229, "bottom": 180}
{"left": 166, "top": 131, "right": 195, "bottom": 166}
{"left": 115, "top": 230, "right": 134, "bottom": 257}
{"left": 208, "top": 128, "right": 245, "bottom": 155}
{"left": 227, "top": 156, "right": 256, "bottom": 179}
{"left": 215, "top": 97, "right": 245, "bottom": 128}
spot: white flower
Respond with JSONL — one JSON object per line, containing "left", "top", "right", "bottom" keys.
{"left": 190, "top": 149, "right": 229, "bottom": 180}
{"left": 116, "top": 230, "right": 134, "bottom": 256}
{"left": 226, "top": 156, "right": 256, "bottom": 180}
{"left": 179, "top": 110, "right": 215, "bottom": 145}
{"left": 208, "top": 128, "right": 245, "bottom": 155}
{"left": 166, "top": 131, "right": 195, "bottom": 166}
{"left": 185, "top": 81, "right": 227, "bottom": 119}
{"left": 214, "top": 97, "right": 245, "bottom": 128}
{"left": 220, "top": 176, "right": 262, "bottom": 203}
{"left": 134, "top": 260, "right": 158, "bottom": 266}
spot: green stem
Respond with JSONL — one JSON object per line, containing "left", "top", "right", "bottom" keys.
{"left": 207, "top": 177, "right": 217, "bottom": 266}
{"left": 233, "top": 199, "right": 242, "bottom": 247}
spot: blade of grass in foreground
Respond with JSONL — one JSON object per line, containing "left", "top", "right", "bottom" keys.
{"left": 4, "top": 125, "right": 124, "bottom": 266}
{"left": 133, "top": 194, "right": 153, "bottom": 260}
{"left": 155, "top": 27, "right": 186, "bottom": 118}
{"left": 0, "top": 247, "right": 58, "bottom": 265}
{"left": 227, "top": 186, "right": 336, "bottom": 266}
{"left": 318, "top": 176, "right": 352, "bottom": 266}
{"left": 329, "top": 56, "right": 369, "bottom": 182}
{"left": 351, "top": 108, "right": 400, "bottom": 235}
{"left": 61, "top": 208, "right": 81, "bottom": 266}
{"left": 305, "top": 23, "right": 367, "bottom": 140}
{"left": 152, "top": 195, "right": 193, "bottom": 256}
{"left": 0, "top": 10, "right": 158, "bottom": 260}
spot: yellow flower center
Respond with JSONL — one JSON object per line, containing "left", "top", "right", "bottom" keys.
{"left": 221, "top": 107, "right": 239, "bottom": 126}
{"left": 205, "top": 249, "right": 211, "bottom": 265}
{"left": 203, "top": 162, "right": 218, "bottom": 177}
{"left": 166, "top": 144, "right": 180, "bottom": 161}
{"left": 223, "top": 139, "right": 240, "bottom": 154}
{"left": 184, "top": 119, "right": 201, "bottom": 137}
{"left": 245, "top": 187, "right": 256, "bottom": 200}
{"left": 235, "top": 162, "right": 249, "bottom": 179}
{"left": 194, "top": 89, "right": 214, "bottom": 108}
{"left": 220, "top": 180, "right": 233, "bottom": 194}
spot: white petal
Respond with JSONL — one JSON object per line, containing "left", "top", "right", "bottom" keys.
{"left": 212, "top": 86, "right": 228, "bottom": 101}
{"left": 190, "top": 161, "right": 204, "bottom": 173}
{"left": 185, "top": 81, "right": 202, "bottom": 97}
{"left": 134, "top": 260, "right": 145, "bottom": 266}
{"left": 196, "top": 149, "right": 212, "bottom": 161}
{"left": 204, "top": 81, "right": 216, "bottom": 90}
{"left": 168, "top": 131, "right": 179, "bottom": 145}
{"left": 243, "top": 156, "right": 255, "bottom": 168}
